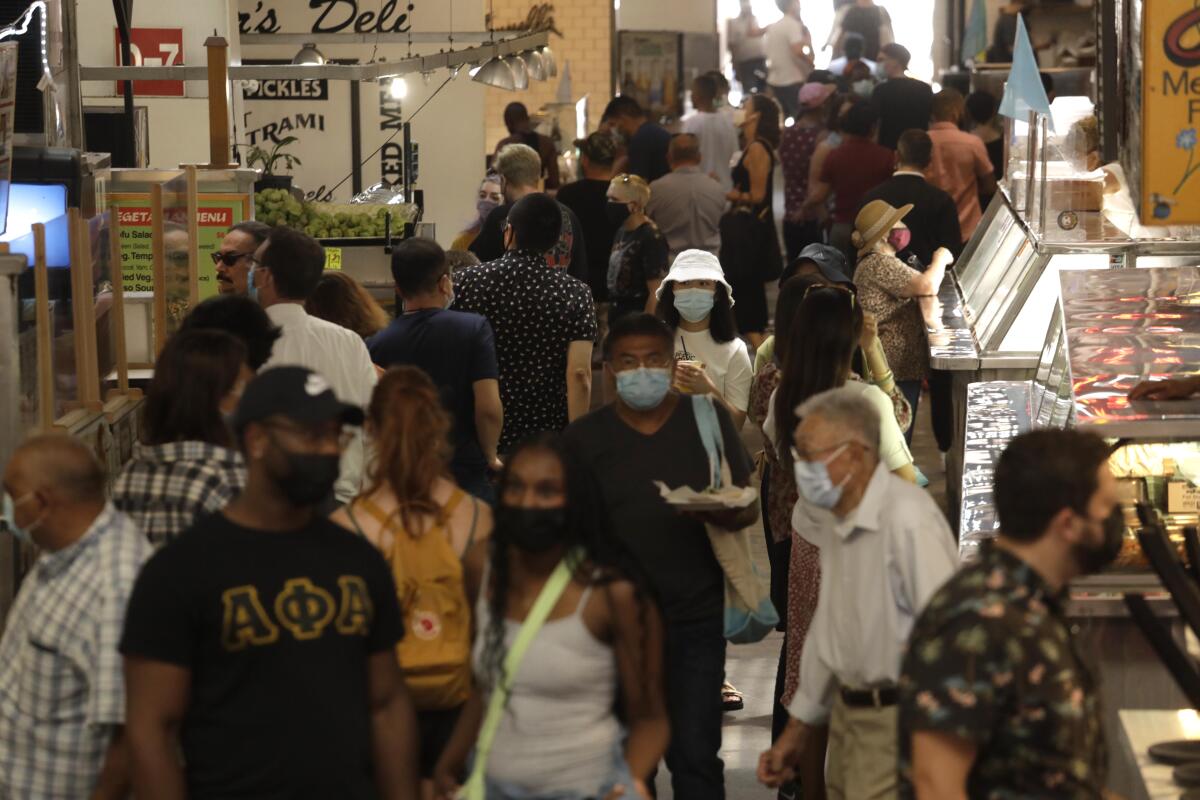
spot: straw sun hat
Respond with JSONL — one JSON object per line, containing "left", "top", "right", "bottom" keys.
{"left": 852, "top": 199, "right": 913, "bottom": 257}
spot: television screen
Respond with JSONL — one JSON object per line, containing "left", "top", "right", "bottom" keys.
{"left": 1, "top": 182, "right": 69, "bottom": 266}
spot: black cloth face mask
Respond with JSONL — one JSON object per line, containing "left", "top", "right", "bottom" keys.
{"left": 494, "top": 505, "right": 567, "bottom": 553}
{"left": 267, "top": 437, "right": 341, "bottom": 508}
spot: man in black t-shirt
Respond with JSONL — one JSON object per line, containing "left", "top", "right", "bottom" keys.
{"left": 557, "top": 131, "right": 626, "bottom": 305}
{"left": 370, "top": 238, "right": 502, "bottom": 503}
{"left": 870, "top": 44, "right": 933, "bottom": 150}
{"left": 564, "top": 314, "right": 757, "bottom": 800}
{"left": 121, "top": 366, "right": 419, "bottom": 800}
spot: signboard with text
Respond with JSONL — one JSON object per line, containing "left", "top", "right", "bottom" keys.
{"left": 114, "top": 27, "right": 185, "bottom": 97}
{"left": 110, "top": 193, "right": 250, "bottom": 297}
{"left": 1141, "top": 0, "right": 1200, "bottom": 224}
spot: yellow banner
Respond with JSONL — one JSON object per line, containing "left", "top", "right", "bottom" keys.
{"left": 1142, "top": 0, "right": 1200, "bottom": 224}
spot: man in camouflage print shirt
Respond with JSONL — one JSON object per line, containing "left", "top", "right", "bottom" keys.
{"left": 899, "top": 430, "right": 1122, "bottom": 798}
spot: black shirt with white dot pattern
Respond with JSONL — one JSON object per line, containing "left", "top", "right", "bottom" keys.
{"left": 453, "top": 249, "right": 598, "bottom": 453}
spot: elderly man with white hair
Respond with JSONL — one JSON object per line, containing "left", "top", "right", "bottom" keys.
{"left": 757, "top": 385, "right": 958, "bottom": 800}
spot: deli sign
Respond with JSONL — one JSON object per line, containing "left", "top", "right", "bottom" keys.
{"left": 239, "top": 1, "right": 417, "bottom": 34}
{"left": 243, "top": 79, "right": 329, "bottom": 101}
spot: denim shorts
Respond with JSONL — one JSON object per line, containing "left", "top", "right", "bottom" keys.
{"left": 479, "top": 739, "right": 635, "bottom": 800}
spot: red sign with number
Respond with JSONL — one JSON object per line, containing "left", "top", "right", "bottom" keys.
{"left": 114, "top": 28, "right": 184, "bottom": 97}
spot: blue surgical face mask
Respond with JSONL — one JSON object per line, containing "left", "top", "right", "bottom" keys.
{"left": 2, "top": 491, "right": 38, "bottom": 544}
{"left": 615, "top": 367, "right": 672, "bottom": 411}
{"left": 792, "top": 444, "right": 851, "bottom": 510}
{"left": 673, "top": 288, "right": 716, "bottom": 323}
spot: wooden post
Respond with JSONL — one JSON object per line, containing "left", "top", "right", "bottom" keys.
{"left": 70, "top": 210, "right": 101, "bottom": 407}
{"left": 204, "top": 36, "right": 236, "bottom": 169}
{"left": 32, "top": 224, "right": 53, "bottom": 429}
{"left": 186, "top": 165, "right": 200, "bottom": 305}
{"left": 151, "top": 184, "right": 168, "bottom": 355}
{"left": 108, "top": 210, "right": 129, "bottom": 393}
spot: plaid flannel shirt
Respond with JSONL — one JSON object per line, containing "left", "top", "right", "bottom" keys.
{"left": 112, "top": 441, "right": 246, "bottom": 545}
{"left": 0, "top": 505, "right": 151, "bottom": 798}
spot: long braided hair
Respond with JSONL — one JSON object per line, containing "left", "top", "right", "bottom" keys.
{"left": 482, "top": 432, "right": 659, "bottom": 694}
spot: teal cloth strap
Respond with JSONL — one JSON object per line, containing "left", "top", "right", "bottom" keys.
{"left": 460, "top": 549, "right": 582, "bottom": 799}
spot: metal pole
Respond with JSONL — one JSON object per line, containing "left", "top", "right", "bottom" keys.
{"left": 112, "top": 0, "right": 137, "bottom": 165}
{"left": 1024, "top": 110, "right": 1037, "bottom": 218}
{"left": 1039, "top": 115, "right": 1049, "bottom": 235}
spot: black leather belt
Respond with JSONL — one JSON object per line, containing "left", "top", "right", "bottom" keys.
{"left": 840, "top": 686, "right": 898, "bottom": 708}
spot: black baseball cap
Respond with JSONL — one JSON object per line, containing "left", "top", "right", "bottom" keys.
{"left": 796, "top": 244, "right": 851, "bottom": 285}
{"left": 232, "top": 366, "right": 364, "bottom": 434}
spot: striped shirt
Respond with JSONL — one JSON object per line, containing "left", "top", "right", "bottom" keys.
{"left": 0, "top": 505, "right": 151, "bottom": 798}
{"left": 112, "top": 441, "right": 246, "bottom": 545}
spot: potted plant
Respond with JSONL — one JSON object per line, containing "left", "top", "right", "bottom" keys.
{"left": 245, "top": 136, "right": 302, "bottom": 192}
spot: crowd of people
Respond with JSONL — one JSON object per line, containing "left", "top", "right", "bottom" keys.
{"left": 0, "top": 9, "right": 1132, "bottom": 800}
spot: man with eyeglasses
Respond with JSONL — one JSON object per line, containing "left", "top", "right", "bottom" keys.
{"left": 564, "top": 313, "right": 757, "bottom": 799}
{"left": 121, "top": 366, "right": 420, "bottom": 800}
{"left": 213, "top": 221, "right": 271, "bottom": 296}
{"left": 757, "top": 385, "right": 956, "bottom": 800}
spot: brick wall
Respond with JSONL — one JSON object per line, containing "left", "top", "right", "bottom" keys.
{"left": 484, "top": 0, "right": 613, "bottom": 160}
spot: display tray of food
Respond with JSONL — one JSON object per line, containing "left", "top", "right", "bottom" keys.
{"left": 253, "top": 189, "right": 417, "bottom": 243}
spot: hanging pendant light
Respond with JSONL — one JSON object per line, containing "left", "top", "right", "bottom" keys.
{"left": 292, "top": 43, "right": 326, "bottom": 65}
{"left": 471, "top": 56, "right": 515, "bottom": 90}
{"left": 503, "top": 53, "right": 529, "bottom": 90}
{"left": 525, "top": 49, "right": 547, "bottom": 81}
{"left": 540, "top": 46, "right": 558, "bottom": 78}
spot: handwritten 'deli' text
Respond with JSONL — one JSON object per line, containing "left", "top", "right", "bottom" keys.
{"left": 239, "top": 0, "right": 416, "bottom": 35}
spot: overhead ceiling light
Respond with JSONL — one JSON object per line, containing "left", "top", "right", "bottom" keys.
{"left": 540, "top": 46, "right": 558, "bottom": 78}
{"left": 388, "top": 76, "right": 408, "bottom": 99}
{"left": 503, "top": 54, "right": 529, "bottom": 90}
{"left": 526, "top": 49, "right": 547, "bottom": 81}
{"left": 292, "top": 43, "right": 325, "bottom": 65}
{"left": 471, "top": 56, "right": 515, "bottom": 90}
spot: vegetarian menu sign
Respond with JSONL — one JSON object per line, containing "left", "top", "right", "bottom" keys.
{"left": 110, "top": 194, "right": 249, "bottom": 297}
{"left": 1141, "top": 0, "right": 1200, "bottom": 224}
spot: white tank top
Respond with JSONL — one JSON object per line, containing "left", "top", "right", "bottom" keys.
{"left": 472, "top": 567, "right": 622, "bottom": 795}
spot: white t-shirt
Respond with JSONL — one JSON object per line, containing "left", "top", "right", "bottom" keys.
{"left": 682, "top": 111, "right": 739, "bottom": 191}
{"left": 728, "top": 15, "right": 766, "bottom": 63}
{"left": 763, "top": 380, "right": 912, "bottom": 472}
{"left": 765, "top": 16, "right": 812, "bottom": 87}
{"left": 674, "top": 327, "right": 753, "bottom": 413}
{"left": 264, "top": 303, "right": 378, "bottom": 503}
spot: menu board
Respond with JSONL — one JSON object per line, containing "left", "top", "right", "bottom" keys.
{"left": 108, "top": 193, "right": 249, "bottom": 296}
{"left": 0, "top": 43, "right": 18, "bottom": 236}
{"left": 1141, "top": 0, "right": 1200, "bottom": 224}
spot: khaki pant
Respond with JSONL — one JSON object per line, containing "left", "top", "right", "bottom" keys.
{"left": 825, "top": 694, "right": 898, "bottom": 800}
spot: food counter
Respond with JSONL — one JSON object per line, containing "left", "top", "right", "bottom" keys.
{"left": 951, "top": 266, "right": 1200, "bottom": 796}
{"left": 932, "top": 96, "right": 1200, "bottom": 519}
{"left": 1120, "top": 709, "right": 1200, "bottom": 800}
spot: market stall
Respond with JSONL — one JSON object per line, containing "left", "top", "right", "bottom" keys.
{"left": 953, "top": 265, "right": 1200, "bottom": 796}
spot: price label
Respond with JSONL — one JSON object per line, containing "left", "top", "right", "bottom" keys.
{"left": 324, "top": 247, "right": 343, "bottom": 271}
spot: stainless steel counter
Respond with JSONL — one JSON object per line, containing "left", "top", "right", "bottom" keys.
{"left": 1120, "top": 709, "right": 1200, "bottom": 800}
{"left": 959, "top": 380, "right": 1031, "bottom": 561}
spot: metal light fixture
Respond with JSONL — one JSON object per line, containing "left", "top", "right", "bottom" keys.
{"left": 540, "top": 45, "right": 558, "bottom": 78}
{"left": 292, "top": 43, "right": 326, "bottom": 65}
{"left": 471, "top": 56, "right": 515, "bottom": 90}
{"left": 503, "top": 53, "right": 529, "bottom": 90}
{"left": 525, "top": 49, "right": 547, "bottom": 81}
